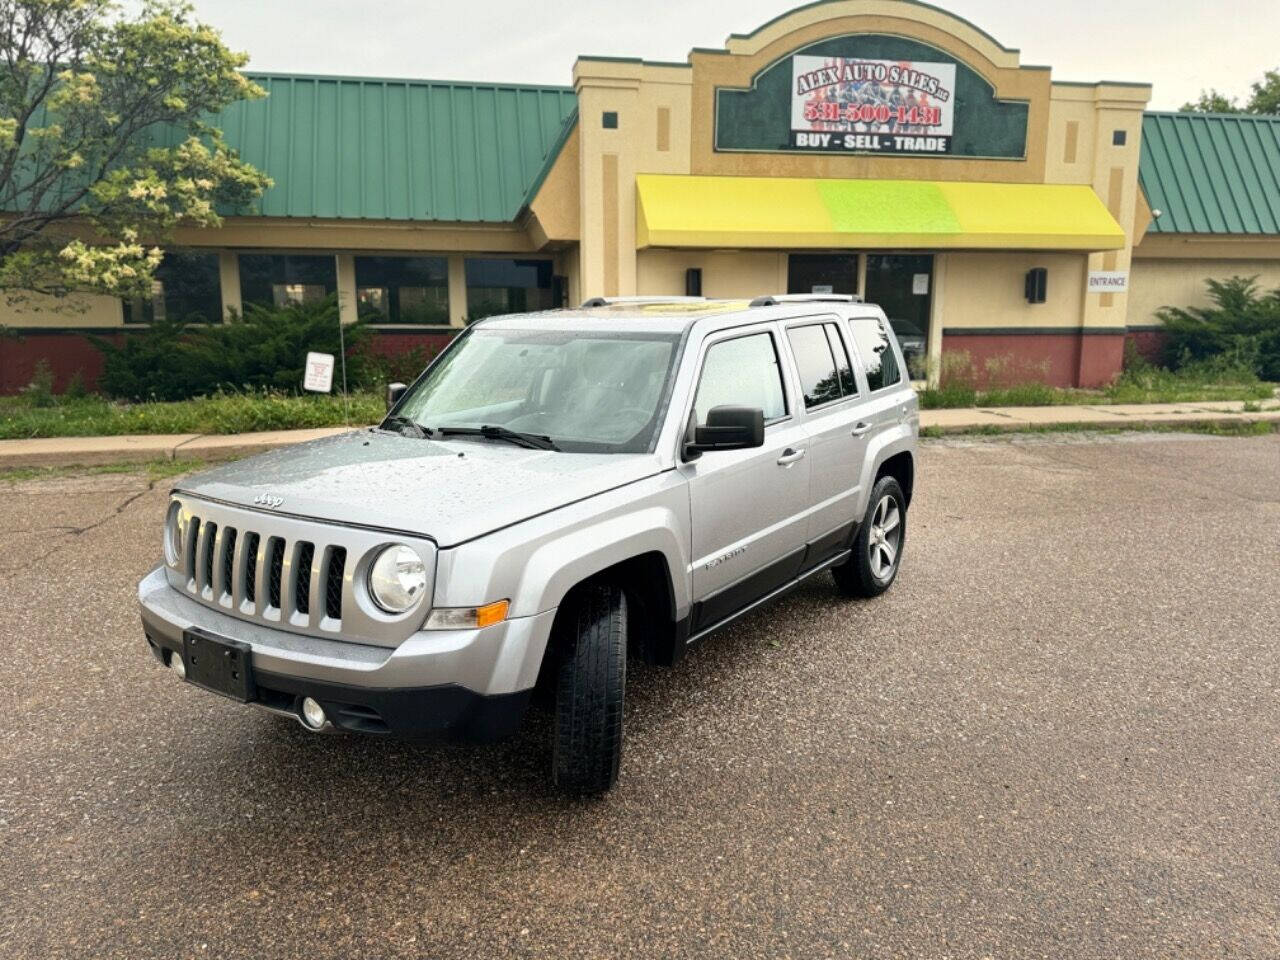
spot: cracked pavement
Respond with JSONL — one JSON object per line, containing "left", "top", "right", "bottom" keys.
{"left": 1, "top": 431, "right": 1278, "bottom": 959}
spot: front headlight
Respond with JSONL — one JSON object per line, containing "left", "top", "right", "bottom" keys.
{"left": 164, "top": 502, "right": 183, "bottom": 566}
{"left": 367, "top": 544, "right": 427, "bottom": 613}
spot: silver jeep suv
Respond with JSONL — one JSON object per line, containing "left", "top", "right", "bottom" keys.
{"left": 138, "top": 295, "right": 918, "bottom": 793}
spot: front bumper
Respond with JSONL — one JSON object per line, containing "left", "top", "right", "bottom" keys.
{"left": 138, "top": 566, "right": 555, "bottom": 739}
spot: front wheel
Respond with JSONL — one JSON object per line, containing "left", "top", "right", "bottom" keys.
{"left": 832, "top": 476, "right": 906, "bottom": 598}
{"left": 552, "top": 585, "right": 627, "bottom": 795}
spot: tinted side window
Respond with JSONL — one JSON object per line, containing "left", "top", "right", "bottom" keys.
{"left": 694, "top": 333, "right": 787, "bottom": 425}
{"left": 851, "top": 318, "right": 902, "bottom": 391}
{"left": 787, "top": 324, "right": 842, "bottom": 408}
{"left": 825, "top": 324, "right": 857, "bottom": 396}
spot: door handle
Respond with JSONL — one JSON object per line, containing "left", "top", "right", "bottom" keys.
{"left": 851, "top": 422, "right": 872, "bottom": 437}
{"left": 776, "top": 447, "right": 806, "bottom": 466}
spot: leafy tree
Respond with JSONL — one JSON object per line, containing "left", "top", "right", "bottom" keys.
{"left": 1246, "top": 68, "right": 1280, "bottom": 115}
{"left": 1180, "top": 67, "right": 1280, "bottom": 115}
{"left": 0, "top": 0, "right": 270, "bottom": 302}
{"left": 1157, "top": 276, "right": 1280, "bottom": 381}
{"left": 1179, "top": 90, "right": 1240, "bottom": 114}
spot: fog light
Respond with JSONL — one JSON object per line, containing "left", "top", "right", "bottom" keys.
{"left": 301, "top": 697, "right": 327, "bottom": 730}
{"left": 169, "top": 650, "right": 186, "bottom": 680}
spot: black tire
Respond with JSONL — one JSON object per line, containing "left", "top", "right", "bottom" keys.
{"left": 832, "top": 476, "right": 907, "bottom": 598}
{"left": 552, "top": 584, "right": 627, "bottom": 794}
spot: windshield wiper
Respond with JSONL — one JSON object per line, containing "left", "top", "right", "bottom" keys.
{"left": 434, "top": 424, "right": 559, "bottom": 451}
{"left": 380, "top": 415, "right": 431, "bottom": 439}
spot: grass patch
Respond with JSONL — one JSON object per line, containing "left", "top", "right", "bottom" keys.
{"left": 919, "top": 359, "right": 1275, "bottom": 410}
{"left": 0, "top": 458, "right": 211, "bottom": 483}
{"left": 0, "top": 390, "right": 382, "bottom": 440}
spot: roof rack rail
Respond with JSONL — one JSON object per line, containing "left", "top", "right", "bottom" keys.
{"left": 580, "top": 296, "right": 707, "bottom": 307}
{"left": 748, "top": 293, "right": 864, "bottom": 307}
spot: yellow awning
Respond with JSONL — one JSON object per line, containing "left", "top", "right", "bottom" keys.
{"left": 635, "top": 174, "right": 1126, "bottom": 251}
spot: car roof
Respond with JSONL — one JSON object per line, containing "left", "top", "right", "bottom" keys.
{"left": 475, "top": 298, "right": 885, "bottom": 336}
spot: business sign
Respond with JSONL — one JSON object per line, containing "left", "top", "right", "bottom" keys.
{"left": 790, "top": 55, "right": 956, "bottom": 153}
{"left": 303, "top": 351, "right": 335, "bottom": 392}
{"left": 714, "top": 34, "right": 1029, "bottom": 159}
{"left": 1087, "top": 271, "right": 1129, "bottom": 293}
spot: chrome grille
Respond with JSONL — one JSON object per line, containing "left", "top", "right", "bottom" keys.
{"left": 325, "top": 547, "right": 346, "bottom": 620}
{"left": 243, "top": 532, "right": 260, "bottom": 604}
{"left": 295, "top": 542, "right": 315, "bottom": 615}
{"left": 267, "top": 538, "right": 285, "bottom": 610}
{"left": 164, "top": 494, "right": 436, "bottom": 648}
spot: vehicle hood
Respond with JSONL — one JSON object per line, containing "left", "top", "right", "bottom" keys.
{"left": 174, "top": 429, "right": 666, "bottom": 546}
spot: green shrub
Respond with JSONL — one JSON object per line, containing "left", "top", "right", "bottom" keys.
{"left": 93, "top": 297, "right": 373, "bottom": 401}
{"left": 63, "top": 370, "right": 88, "bottom": 399}
{"left": 20, "top": 359, "right": 56, "bottom": 407}
{"left": 359, "top": 343, "right": 442, "bottom": 391}
{"left": 1157, "top": 276, "right": 1280, "bottom": 381}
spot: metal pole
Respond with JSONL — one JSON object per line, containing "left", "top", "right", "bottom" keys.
{"left": 336, "top": 309, "right": 350, "bottom": 426}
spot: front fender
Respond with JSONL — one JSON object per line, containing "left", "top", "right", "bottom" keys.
{"left": 432, "top": 470, "right": 691, "bottom": 621}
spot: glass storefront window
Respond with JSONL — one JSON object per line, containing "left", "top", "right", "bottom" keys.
{"left": 864, "top": 254, "right": 932, "bottom": 380}
{"left": 787, "top": 253, "right": 858, "bottom": 295}
{"left": 238, "top": 254, "right": 337, "bottom": 309}
{"left": 355, "top": 256, "right": 449, "bottom": 324}
{"left": 124, "top": 250, "right": 221, "bottom": 324}
{"left": 464, "top": 258, "right": 553, "bottom": 321}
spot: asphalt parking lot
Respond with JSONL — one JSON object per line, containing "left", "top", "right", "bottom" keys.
{"left": 1, "top": 431, "right": 1277, "bottom": 959}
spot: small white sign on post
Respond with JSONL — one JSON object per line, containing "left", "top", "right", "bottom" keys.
{"left": 1087, "top": 271, "right": 1129, "bottom": 293}
{"left": 303, "top": 351, "right": 335, "bottom": 393}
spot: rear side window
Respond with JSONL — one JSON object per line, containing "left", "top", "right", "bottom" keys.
{"left": 694, "top": 332, "right": 787, "bottom": 424}
{"left": 825, "top": 324, "right": 857, "bottom": 396}
{"left": 787, "top": 322, "right": 859, "bottom": 409}
{"left": 851, "top": 317, "right": 902, "bottom": 391}
{"left": 787, "top": 324, "right": 841, "bottom": 408}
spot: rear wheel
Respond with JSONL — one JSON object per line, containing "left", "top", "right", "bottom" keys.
{"left": 552, "top": 584, "right": 627, "bottom": 794}
{"left": 832, "top": 476, "right": 906, "bottom": 598}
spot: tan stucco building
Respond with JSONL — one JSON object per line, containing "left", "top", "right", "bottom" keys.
{"left": 5, "top": 0, "right": 1280, "bottom": 394}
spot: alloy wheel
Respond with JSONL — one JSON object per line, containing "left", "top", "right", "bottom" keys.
{"left": 867, "top": 494, "right": 902, "bottom": 580}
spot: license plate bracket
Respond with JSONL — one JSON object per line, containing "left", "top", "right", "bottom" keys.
{"left": 181, "top": 628, "right": 256, "bottom": 702}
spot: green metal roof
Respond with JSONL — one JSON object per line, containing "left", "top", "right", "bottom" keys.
{"left": 215, "top": 74, "right": 577, "bottom": 223}
{"left": 1140, "top": 111, "right": 1280, "bottom": 235}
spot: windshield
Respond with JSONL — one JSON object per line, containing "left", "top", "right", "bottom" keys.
{"left": 391, "top": 327, "right": 684, "bottom": 453}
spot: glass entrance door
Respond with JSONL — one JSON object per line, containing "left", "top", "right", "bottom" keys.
{"left": 788, "top": 254, "right": 858, "bottom": 296}
{"left": 864, "top": 254, "right": 933, "bottom": 380}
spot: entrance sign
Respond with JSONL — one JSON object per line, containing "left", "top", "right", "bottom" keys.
{"left": 715, "top": 34, "right": 1029, "bottom": 159}
{"left": 303, "top": 351, "right": 335, "bottom": 392}
{"left": 791, "top": 55, "right": 956, "bottom": 154}
{"left": 1087, "top": 271, "right": 1129, "bottom": 293}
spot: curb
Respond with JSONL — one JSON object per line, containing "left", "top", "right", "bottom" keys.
{"left": 0, "top": 427, "right": 358, "bottom": 469}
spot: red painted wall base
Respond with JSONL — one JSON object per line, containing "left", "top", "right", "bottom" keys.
{"left": 1, "top": 328, "right": 461, "bottom": 395}
{"left": 941, "top": 332, "right": 1127, "bottom": 389}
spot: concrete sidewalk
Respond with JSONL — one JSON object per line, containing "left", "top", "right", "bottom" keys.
{"left": 2, "top": 401, "right": 1278, "bottom": 469}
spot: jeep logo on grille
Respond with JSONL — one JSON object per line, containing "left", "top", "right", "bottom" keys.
{"left": 253, "top": 493, "right": 284, "bottom": 509}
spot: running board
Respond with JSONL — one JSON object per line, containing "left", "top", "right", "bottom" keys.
{"left": 686, "top": 548, "right": 852, "bottom": 646}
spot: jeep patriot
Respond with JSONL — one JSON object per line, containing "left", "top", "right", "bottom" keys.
{"left": 138, "top": 295, "right": 919, "bottom": 793}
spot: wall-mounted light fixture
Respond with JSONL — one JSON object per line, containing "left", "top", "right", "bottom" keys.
{"left": 1025, "top": 267, "right": 1048, "bottom": 304}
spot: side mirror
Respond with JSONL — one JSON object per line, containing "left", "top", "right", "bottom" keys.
{"left": 386, "top": 382, "right": 407, "bottom": 411}
{"left": 685, "top": 405, "right": 765, "bottom": 458}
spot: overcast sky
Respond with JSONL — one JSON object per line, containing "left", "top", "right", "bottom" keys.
{"left": 175, "top": 0, "right": 1277, "bottom": 112}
